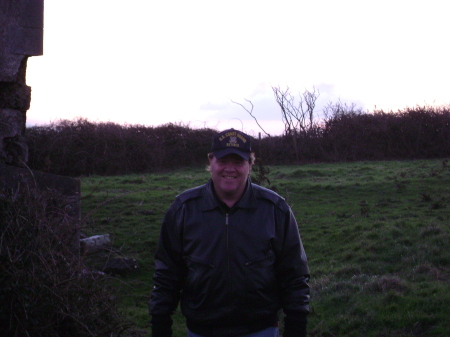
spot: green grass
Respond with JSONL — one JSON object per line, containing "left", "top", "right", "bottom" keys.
{"left": 81, "top": 160, "right": 450, "bottom": 336}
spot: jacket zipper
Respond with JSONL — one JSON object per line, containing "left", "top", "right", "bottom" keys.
{"left": 225, "top": 212, "right": 231, "bottom": 333}
{"left": 225, "top": 213, "right": 230, "bottom": 272}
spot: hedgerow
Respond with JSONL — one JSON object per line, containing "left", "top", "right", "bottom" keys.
{"left": 25, "top": 105, "right": 450, "bottom": 176}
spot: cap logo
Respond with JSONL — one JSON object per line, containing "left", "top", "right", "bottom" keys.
{"left": 212, "top": 129, "right": 251, "bottom": 159}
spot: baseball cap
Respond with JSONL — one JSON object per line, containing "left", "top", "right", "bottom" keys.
{"left": 211, "top": 129, "right": 252, "bottom": 161}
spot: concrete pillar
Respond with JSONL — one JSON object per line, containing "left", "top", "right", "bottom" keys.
{"left": 0, "top": 1, "right": 81, "bottom": 252}
{"left": 0, "top": 0, "right": 44, "bottom": 166}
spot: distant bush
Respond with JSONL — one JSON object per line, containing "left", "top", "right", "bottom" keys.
{"left": 26, "top": 120, "right": 216, "bottom": 176}
{"left": 258, "top": 104, "right": 450, "bottom": 163}
{"left": 0, "top": 187, "right": 129, "bottom": 336}
{"left": 25, "top": 105, "right": 450, "bottom": 176}
{"left": 320, "top": 105, "right": 450, "bottom": 161}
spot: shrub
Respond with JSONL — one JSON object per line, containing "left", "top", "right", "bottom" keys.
{"left": 0, "top": 186, "right": 130, "bottom": 336}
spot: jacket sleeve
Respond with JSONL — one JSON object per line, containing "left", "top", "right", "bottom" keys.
{"left": 276, "top": 206, "right": 310, "bottom": 337}
{"left": 149, "top": 200, "right": 186, "bottom": 337}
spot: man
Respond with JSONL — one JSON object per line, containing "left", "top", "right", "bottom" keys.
{"left": 149, "top": 129, "right": 310, "bottom": 337}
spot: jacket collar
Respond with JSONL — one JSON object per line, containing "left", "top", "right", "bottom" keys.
{"left": 201, "top": 178, "right": 258, "bottom": 211}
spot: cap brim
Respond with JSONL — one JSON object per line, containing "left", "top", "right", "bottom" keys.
{"left": 213, "top": 148, "right": 250, "bottom": 161}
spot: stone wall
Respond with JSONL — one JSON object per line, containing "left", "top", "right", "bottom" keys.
{"left": 0, "top": 0, "right": 43, "bottom": 166}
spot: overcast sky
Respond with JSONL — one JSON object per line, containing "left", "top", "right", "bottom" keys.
{"left": 26, "top": 0, "right": 450, "bottom": 136}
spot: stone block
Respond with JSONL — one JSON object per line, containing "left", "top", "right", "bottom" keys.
{"left": 0, "top": 83, "right": 31, "bottom": 110}
{"left": 80, "top": 234, "right": 112, "bottom": 254}
{"left": 0, "top": 108, "right": 24, "bottom": 137}
{"left": 0, "top": 108, "right": 27, "bottom": 165}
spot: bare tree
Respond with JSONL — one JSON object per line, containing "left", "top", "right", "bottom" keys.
{"left": 272, "top": 86, "right": 320, "bottom": 161}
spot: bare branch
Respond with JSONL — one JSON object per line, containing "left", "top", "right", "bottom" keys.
{"left": 231, "top": 99, "right": 271, "bottom": 137}
{"left": 272, "top": 85, "right": 321, "bottom": 162}
{"left": 272, "top": 86, "right": 293, "bottom": 135}
{"left": 272, "top": 85, "right": 320, "bottom": 135}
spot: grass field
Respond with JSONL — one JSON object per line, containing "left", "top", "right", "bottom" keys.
{"left": 81, "top": 159, "right": 450, "bottom": 337}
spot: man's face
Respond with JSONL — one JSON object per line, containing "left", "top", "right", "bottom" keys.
{"left": 209, "top": 153, "right": 251, "bottom": 200}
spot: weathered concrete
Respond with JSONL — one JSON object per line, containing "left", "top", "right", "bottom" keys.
{"left": 0, "top": 2, "right": 95, "bottom": 264}
{"left": 0, "top": 0, "right": 44, "bottom": 79}
{"left": 0, "top": 0, "right": 44, "bottom": 166}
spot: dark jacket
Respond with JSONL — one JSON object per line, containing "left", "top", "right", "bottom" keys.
{"left": 149, "top": 179, "right": 310, "bottom": 337}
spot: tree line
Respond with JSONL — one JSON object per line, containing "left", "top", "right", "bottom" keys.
{"left": 25, "top": 104, "right": 450, "bottom": 177}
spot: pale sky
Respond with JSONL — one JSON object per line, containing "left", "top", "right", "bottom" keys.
{"left": 26, "top": 0, "right": 450, "bottom": 137}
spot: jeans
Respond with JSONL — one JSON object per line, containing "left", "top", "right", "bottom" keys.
{"left": 187, "top": 326, "right": 279, "bottom": 337}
